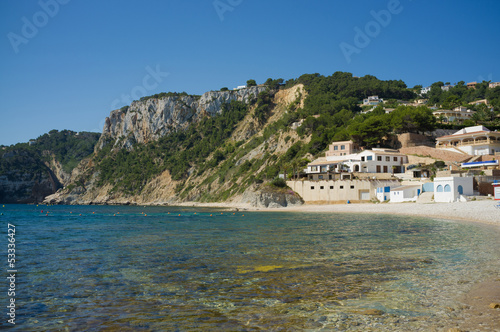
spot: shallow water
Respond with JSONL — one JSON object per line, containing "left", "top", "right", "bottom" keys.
{"left": 1, "top": 204, "right": 499, "bottom": 331}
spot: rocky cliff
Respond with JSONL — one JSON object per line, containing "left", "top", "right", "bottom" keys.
{"left": 0, "top": 130, "right": 100, "bottom": 204}
{"left": 99, "top": 86, "right": 267, "bottom": 150}
{"left": 0, "top": 151, "right": 62, "bottom": 203}
{"left": 44, "top": 84, "right": 307, "bottom": 207}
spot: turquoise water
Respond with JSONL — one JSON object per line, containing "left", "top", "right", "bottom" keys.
{"left": 1, "top": 204, "right": 500, "bottom": 331}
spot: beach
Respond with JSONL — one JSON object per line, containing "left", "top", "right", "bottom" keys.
{"left": 178, "top": 199, "right": 500, "bottom": 226}
{"left": 265, "top": 199, "right": 500, "bottom": 225}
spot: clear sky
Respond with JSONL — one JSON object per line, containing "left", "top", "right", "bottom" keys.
{"left": 1, "top": 0, "right": 499, "bottom": 145}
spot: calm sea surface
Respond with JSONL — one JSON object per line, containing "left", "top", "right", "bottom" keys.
{"left": 1, "top": 204, "right": 500, "bottom": 331}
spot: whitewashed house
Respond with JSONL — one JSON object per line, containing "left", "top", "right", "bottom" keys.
{"left": 420, "top": 86, "right": 431, "bottom": 95}
{"left": 433, "top": 177, "right": 473, "bottom": 202}
{"left": 362, "top": 96, "right": 383, "bottom": 106}
{"left": 376, "top": 185, "right": 393, "bottom": 202}
{"left": 436, "top": 125, "right": 500, "bottom": 155}
{"left": 306, "top": 142, "right": 408, "bottom": 176}
{"left": 390, "top": 185, "right": 422, "bottom": 203}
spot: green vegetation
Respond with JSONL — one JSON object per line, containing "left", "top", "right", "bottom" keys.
{"left": 23, "top": 72, "right": 498, "bottom": 203}
{"left": 138, "top": 91, "right": 200, "bottom": 103}
{"left": 0, "top": 130, "right": 100, "bottom": 175}
{"left": 246, "top": 79, "right": 257, "bottom": 87}
{"left": 96, "top": 100, "right": 251, "bottom": 193}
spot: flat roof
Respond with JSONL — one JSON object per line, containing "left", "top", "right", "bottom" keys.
{"left": 437, "top": 130, "right": 500, "bottom": 140}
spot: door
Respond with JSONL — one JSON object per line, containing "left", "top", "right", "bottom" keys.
{"left": 360, "top": 190, "right": 370, "bottom": 200}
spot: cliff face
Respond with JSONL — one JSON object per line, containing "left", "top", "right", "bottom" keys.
{"left": 44, "top": 84, "right": 307, "bottom": 206}
{"left": 0, "top": 151, "right": 62, "bottom": 203}
{"left": 99, "top": 86, "right": 266, "bottom": 149}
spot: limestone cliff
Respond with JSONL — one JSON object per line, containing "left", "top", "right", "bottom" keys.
{"left": 99, "top": 86, "right": 267, "bottom": 150}
{"left": 44, "top": 84, "right": 307, "bottom": 206}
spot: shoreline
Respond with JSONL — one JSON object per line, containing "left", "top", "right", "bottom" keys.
{"left": 175, "top": 199, "right": 500, "bottom": 227}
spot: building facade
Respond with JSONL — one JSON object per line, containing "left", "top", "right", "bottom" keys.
{"left": 287, "top": 179, "right": 400, "bottom": 203}
{"left": 432, "top": 106, "right": 475, "bottom": 123}
{"left": 363, "top": 95, "right": 383, "bottom": 106}
{"left": 436, "top": 125, "right": 500, "bottom": 155}
{"left": 389, "top": 185, "right": 422, "bottom": 203}
{"left": 433, "top": 177, "right": 473, "bottom": 202}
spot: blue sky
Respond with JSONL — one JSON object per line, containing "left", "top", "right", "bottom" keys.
{"left": 1, "top": 0, "right": 499, "bottom": 145}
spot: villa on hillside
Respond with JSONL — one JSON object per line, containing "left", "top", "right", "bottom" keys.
{"left": 362, "top": 96, "right": 383, "bottom": 106}
{"left": 420, "top": 87, "right": 431, "bottom": 95}
{"left": 306, "top": 141, "right": 408, "bottom": 179}
{"left": 435, "top": 125, "right": 500, "bottom": 155}
{"left": 432, "top": 106, "right": 475, "bottom": 123}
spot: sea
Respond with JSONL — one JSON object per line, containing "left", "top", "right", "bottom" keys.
{"left": 1, "top": 204, "right": 500, "bottom": 331}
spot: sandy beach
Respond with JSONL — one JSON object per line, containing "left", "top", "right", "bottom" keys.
{"left": 265, "top": 200, "right": 500, "bottom": 225}
{"left": 177, "top": 199, "right": 500, "bottom": 226}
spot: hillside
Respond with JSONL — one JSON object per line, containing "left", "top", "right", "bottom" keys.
{"left": 2, "top": 71, "right": 495, "bottom": 206}
{"left": 0, "top": 130, "right": 100, "bottom": 203}
{"left": 42, "top": 73, "right": 418, "bottom": 206}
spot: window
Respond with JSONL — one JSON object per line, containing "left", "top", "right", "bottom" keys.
{"left": 436, "top": 185, "right": 443, "bottom": 192}
{"left": 329, "top": 175, "right": 332, "bottom": 180}
{"left": 444, "top": 184, "right": 451, "bottom": 192}
{"left": 350, "top": 185, "right": 354, "bottom": 189}
{"left": 334, "top": 146, "right": 338, "bottom": 151}
{"left": 330, "top": 186, "right": 334, "bottom": 189}
{"left": 367, "top": 156, "right": 372, "bottom": 161}
{"left": 377, "top": 156, "right": 382, "bottom": 161}
{"left": 340, "top": 186, "right": 344, "bottom": 189}
{"left": 311, "top": 186, "right": 315, "bottom": 190}
{"left": 320, "top": 186, "right": 324, "bottom": 190}
{"left": 386, "top": 156, "right": 390, "bottom": 161}
{"left": 341, "top": 145, "right": 345, "bottom": 150}
{"left": 311, "top": 166, "right": 318, "bottom": 172}
{"left": 318, "top": 175, "right": 323, "bottom": 180}
{"left": 394, "top": 157, "right": 398, "bottom": 162}
{"left": 361, "top": 156, "right": 365, "bottom": 161}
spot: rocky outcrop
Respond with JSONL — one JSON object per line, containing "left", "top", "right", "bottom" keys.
{"left": 98, "top": 86, "right": 267, "bottom": 150}
{"left": 241, "top": 187, "right": 304, "bottom": 208}
{"left": 0, "top": 168, "right": 61, "bottom": 204}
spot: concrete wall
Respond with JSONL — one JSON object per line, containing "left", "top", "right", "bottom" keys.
{"left": 287, "top": 179, "right": 400, "bottom": 203}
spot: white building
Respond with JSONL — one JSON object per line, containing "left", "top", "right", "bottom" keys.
{"left": 307, "top": 144, "right": 408, "bottom": 175}
{"left": 390, "top": 185, "right": 422, "bottom": 203}
{"left": 489, "top": 82, "right": 500, "bottom": 89}
{"left": 433, "top": 177, "right": 473, "bottom": 202}
{"left": 363, "top": 95, "right": 383, "bottom": 106}
{"left": 436, "top": 125, "right": 500, "bottom": 155}
{"left": 345, "top": 149, "right": 407, "bottom": 173}
{"left": 420, "top": 86, "right": 431, "bottom": 95}
{"left": 376, "top": 185, "right": 393, "bottom": 202}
